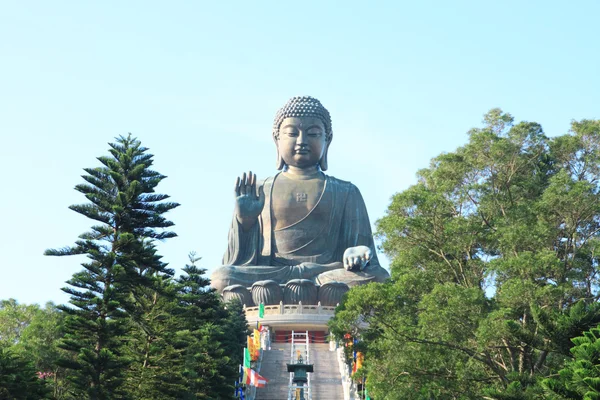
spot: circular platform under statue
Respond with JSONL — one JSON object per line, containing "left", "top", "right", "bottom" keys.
{"left": 222, "top": 284, "right": 253, "bottom": 306}
{"left": 251, "top": 280, "right": 283, "bottom": 305}
{"left": 318, "top": 281, "right": 350, "bottom": 306}
{"left": 284, "top": 279, "right": 318, "bottom": 304}
{"left": 243, "top": 301, "right": 337, "bottom": 331}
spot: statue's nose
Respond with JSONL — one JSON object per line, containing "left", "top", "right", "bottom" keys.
{"left": 296, "top": 131, "right": 307, "bottom": 145}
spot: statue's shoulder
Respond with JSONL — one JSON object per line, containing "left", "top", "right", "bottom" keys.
{"left": 324, "top": 174, "right": 360, "bottom": 193}
{"left": 257, "top": 176, "right": 276, "bottom": 187}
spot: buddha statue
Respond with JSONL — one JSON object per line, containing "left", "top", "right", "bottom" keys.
{"left": 210, "top": 96, "right": 389, "bottom": 305}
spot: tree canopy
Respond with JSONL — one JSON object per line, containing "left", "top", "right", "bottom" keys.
{"left": 2, "top": 134, "right": 249, "bottom": 400}
{"left": 330, "top": 111, "right": 600, "bottom": 399}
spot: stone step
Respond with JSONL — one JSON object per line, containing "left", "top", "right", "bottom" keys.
{"left": 255, "top": 342, "right": 344, "bottom": 400}
{"left": 310, "top": 343, "right": 344, "bottom": 399}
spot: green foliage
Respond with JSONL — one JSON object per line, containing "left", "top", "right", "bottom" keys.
{"left": 331, "top": 112, "right": 600, "bottom": 399}
{"left": 45, "top": 134, "right": 179, "bottom": 399}
{"left": 167, "top": 254, "right": 247, "bottom": 399}
{"left": 120, "top": 242, "right": 182, "bottom": 399}
{"left": 543, "top": 326, "right": 600, "bottom": 400}
{"left": 0, "top": 258, "right": 246, "bottom": 400}
{"left": 0, "top": 299, "right": 39, "bottom": 346}
{"left": 0, "top": 346, "right": 50, "bottom": 399}
{"left": 0, "top": 134, "right": 250, "bottom": 400}
{"left": 16, "top": 303, "right": 74, "bottom": 399}
{"left": 0, "top": 300, "right": 74, "bottom": 399}
{"left": 119, "top": 252, "right": 247, "bottom": 400}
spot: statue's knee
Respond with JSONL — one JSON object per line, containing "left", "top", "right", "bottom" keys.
{"left": 209, "top": 266, "right": 236, "bottom": 292}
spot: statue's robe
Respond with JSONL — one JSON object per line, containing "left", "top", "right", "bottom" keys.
{"left": 210, "top": 173, "right": 389, "bottom": 292}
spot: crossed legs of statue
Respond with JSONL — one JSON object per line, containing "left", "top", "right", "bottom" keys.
{"left": 209, "top": 263, "right": 344, "bottom": 293}
{"left": 210, "top": 263, "right": 385, "bottom": 306}
{"left": 210, "top": 263, "right": 387, "bottom": 292}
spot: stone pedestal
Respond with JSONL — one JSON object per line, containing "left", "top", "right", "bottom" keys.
{"left": 244, "top": 302, "right": 336, "bottom": 331}
{"left": 221, "top": 281, "right": 350, "bottom": 332}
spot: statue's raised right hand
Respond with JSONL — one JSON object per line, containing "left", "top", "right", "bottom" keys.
{"left": 234, "top": 171, "right": 265, "bottom": 231}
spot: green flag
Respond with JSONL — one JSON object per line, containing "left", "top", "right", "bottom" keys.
{"left": 365, "top": 386, "right": 371, "bottom": 400}
{"left": 259, "top": 303, "right": 265, "bottom": 318}
{"left": 244, "top": 348, "right": 251, "bottom": 368}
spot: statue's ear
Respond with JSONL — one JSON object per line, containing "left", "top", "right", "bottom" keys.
{"left": 319, "top": 137, "right": 332, "bottom": 171}
{"left": 274, "top": 136, "right": 285, "bottom": 170}
{"left": 276, "top": 149, "right": 285, "bottom": 170}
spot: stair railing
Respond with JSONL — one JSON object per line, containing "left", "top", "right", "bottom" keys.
{"left": 288, "top": 330, "right": 312, "bottom": 400}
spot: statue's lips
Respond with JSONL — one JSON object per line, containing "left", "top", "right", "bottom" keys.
{"left": 295, "top": 149, "right": 310, "bottom": 154}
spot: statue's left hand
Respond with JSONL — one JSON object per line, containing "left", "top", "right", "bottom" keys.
{"left": 343, "top": 246, "right": 372, "bottom": 271}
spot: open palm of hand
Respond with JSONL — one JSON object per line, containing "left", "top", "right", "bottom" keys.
{"left": 234, "top": 171, "right": 265, "bottom": 230}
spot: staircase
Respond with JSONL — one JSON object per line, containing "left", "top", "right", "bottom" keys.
{"left": 255, "top": 343, "right": 292, "bottom": 399}
{"left": 309, "top": 343, "right": 344, "bottom": 399}
{"left": 255, "top": 342, "right": 344, "bottom": 400}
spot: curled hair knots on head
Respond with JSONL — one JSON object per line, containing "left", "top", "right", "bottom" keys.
{"left": 272, "top": 96, "right": 332, "bottom": 140}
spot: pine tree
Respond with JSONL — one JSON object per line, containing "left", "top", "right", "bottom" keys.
{"left": 121, "top": 252, "right": 248, "bottom": 399}
{"left": 45, "top": 134, "right": 179, "bottom": 399}
{"left": 219, "top": 299, "right": 248, "bottom": 377}
{"left": 0, "top": 346, "right": 50, "bottom": 399}
{"left": 174, "top": 253, "right": 234, "bottom": 399}
{"left": 121, "top": 242, "right": 183, "bottom": 399}
{"left": 543, "top": 326, "right": 600, "bottom": 400}
{"left": 167, "top": 253, "right": 247, "bottom": 399}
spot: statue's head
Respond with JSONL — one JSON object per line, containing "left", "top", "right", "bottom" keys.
{"left": 272, "top": 96, "right": 333, "bottom": 171}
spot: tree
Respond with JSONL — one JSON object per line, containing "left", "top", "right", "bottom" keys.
{"left": 0, "top": 299, "right": 74, "bottom": 398}
{"left": 330, "top": 112, "right": 600, "bottom": 399}
{"left": 16, "top": 302, "right": 74, "bottom": 399}
{"left": 543, "top": 326, "right": 600, "bottom": 400}
{"left": 45, "top": 134, "right": 179, "bottom": 399}
{"left": 0, "top": 346, "right": 50, "bottom": 399}
{"left": 120, "top": 242, "right": 183, "bottom": 399}
{"left": 121, "top": 252, "right": 248, "bottom": 399}
{"left": 170, "top": 253, "right": 247, "bottom": 399}
{"left": 0, "top": 299, "right": 39, "bottom": 346}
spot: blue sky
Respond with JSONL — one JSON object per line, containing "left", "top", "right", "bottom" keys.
{"left": 0, "top": 1, "right": 598, "bottom": 305}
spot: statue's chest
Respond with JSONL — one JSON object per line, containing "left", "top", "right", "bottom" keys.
{"left": 271, "top": 178, "right": 326, "bottom": 230}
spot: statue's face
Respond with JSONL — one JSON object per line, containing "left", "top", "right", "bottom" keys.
{"left": 277, "top": 116, "right": 328, "bottom": 169}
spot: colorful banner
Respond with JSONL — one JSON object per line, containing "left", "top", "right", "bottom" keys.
{"left": 243, "top": 367, "right": 251, "bottom": 385}
{"left": 250, "top": 369, "right": 268, "bottom": 388}
{"left": 356, "top": 352, "right": 364, "bottom": 371}
{"left": 243, "top": 348, "right": 251, "bottom": 368}
{"left": 247, "top": 336, "right": 257, "bottom": 361}
{"left": 253, "top": 329, "right": 260, "bottom": 353}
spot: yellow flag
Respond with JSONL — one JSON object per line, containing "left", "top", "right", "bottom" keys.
{"left": 247, "top": 336, "right": 255, "bottom": 360}
{"left": 356, "top": 352, "right": 364, "bottom": 371}
{"left": 253, "top": 329, "right": 260, "bottom": 349}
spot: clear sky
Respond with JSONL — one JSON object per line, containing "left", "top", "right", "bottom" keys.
{"left": 0, "top": 1, "right": 598, "bottom": 305}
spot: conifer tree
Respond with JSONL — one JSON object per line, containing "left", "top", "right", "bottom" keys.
{"left": 121, "top": 242, "right": 182, "bottom": 399}
{"left": 121, "top": 252, "right": 248, "bottom": 399}
{"left": 542, "top": 326, "right": 600, "bottom": 399}
{"left": 219, "top": 299, "right": 248, "bottom": 378}
{"left": 142, "top": 253, "right": 244, "bottom": 399}
{"left": 0, "top": 346, "right": 50, "bottom": 399}
{"left": 45, "top": 134, "right": 179, "bottom": 399}
{"left": 173, "top": 253, "right": 237, "bottom": 399}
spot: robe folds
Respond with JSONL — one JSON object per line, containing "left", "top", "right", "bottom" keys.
{"left": 212, "top": 173, "right": 389, "bottom": 291}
